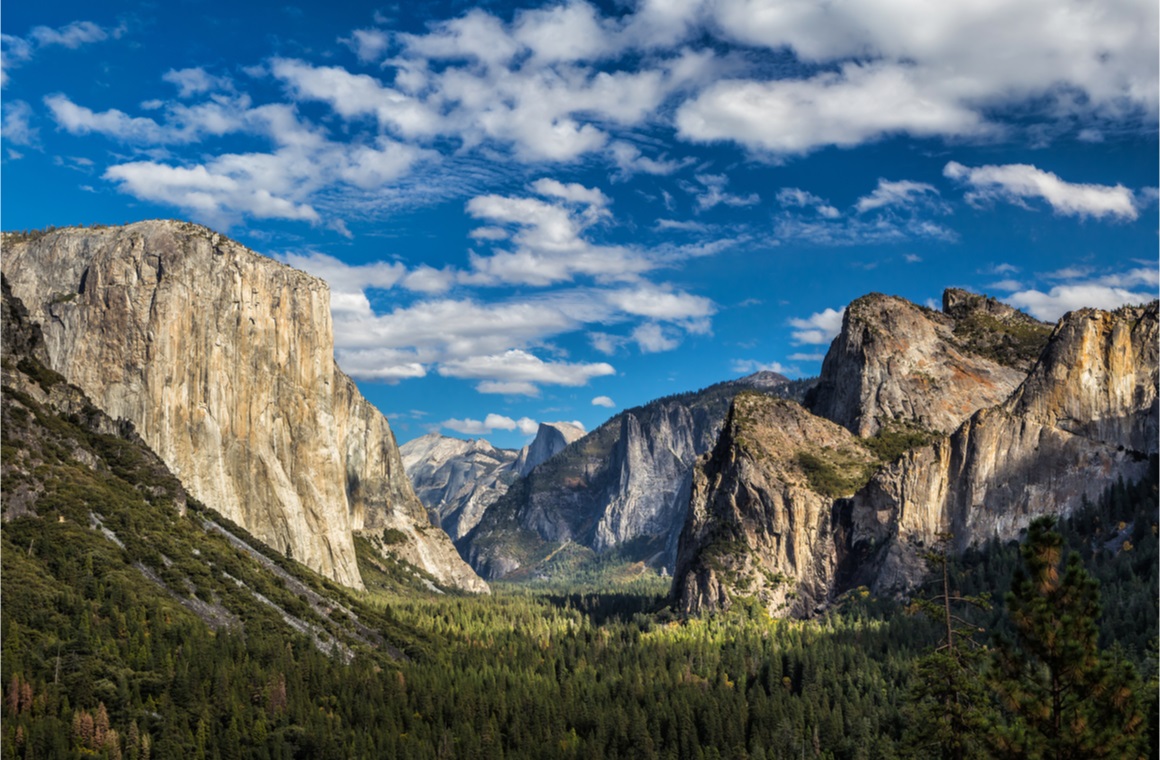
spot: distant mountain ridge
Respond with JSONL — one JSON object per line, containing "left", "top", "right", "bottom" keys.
{"left": 400, "top": 421, "right": 584, "bottom": 541}
{"left": 456, "top": 370, "right": 804, "bottom": 579}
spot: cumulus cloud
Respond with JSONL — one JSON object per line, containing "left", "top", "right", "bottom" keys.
{"left": 438, "top": 349, "right": 615, "bottom": 395}
{"left": 1006, "top": 284, "right": 1155, "bottom": 322}
{"left": 677, "top": 62, "right": 990, "bottom": 156}
{"left": 592, "top": 395, "right": 616, "bottom": 408}
{"left": 632, "top": 322, "right": 681, "bottom": 353}
{"left": 342, "top": 28, "right": 391, "bottom": 63}
{"left": 462, "top": 181, "right": 654, "bottom": 286}
{"left": 163, "top": 67, "right": 233, "bottom": 98}
{"left": 693, "top": 0, "right": 1156, "bottom": 153}
{"left": 789, "top": 307, "right": 845, "bottom": 345}
{"left": 944, "top": 161, "right": 1139, "bottom": 220}
{"left": 442, "top": 413, "right": 539, "bottom": 436}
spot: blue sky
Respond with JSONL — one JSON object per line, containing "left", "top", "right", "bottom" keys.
{"left": 3, "top": 0, "right": 1157, "bottom": 449}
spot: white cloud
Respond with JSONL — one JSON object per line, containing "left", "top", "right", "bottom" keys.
{"left": 609, "top": 140, "right": 692, "bottom": 177}
{"left": 855, "top": 179, "right": 942, "bottom": 213}
{"left": 270, "top": 58, "right": 439, "bottom": 138}
{"left": 462, "top": 183, "right": 653, "bottom": 287}
{"left": 589, "top": 332, "right": 628, "bottom": 355}
{"left": 944, "top": 161, "right": 1139, "bottom": 220}
{"left": 4, "top": 21, "right": 121, "bottom": 88}
{"left": 1006, "top": 283, "right": 1155, "bottom": 321}
{"left": 677, "top": 63, "right": 990, "bottom": 156}
{"left": 774, "top": 214, "right": 956, "bottom": 246}
{"left": 29, "top": 21, "right": 115, "bottom": 49}
{"left": 702, "top": 0, "right": 1157, "bottom": 147}
{"left": 163, "top": 67, "right": 233, "bottom": 98}
{"left": 592, "top": 395, "right": 616, "bottom": 408}
{"left": 987, "top": 279, "right": 1024, "bottom": 292}
{"left": 342, "top": 28, "right": 391, "bottom": 63}
{"left": 787, "top": 352, "right": 826, "bottom": 362}
{"left": 776, "top": 187, "right": 840, "bottom": 218}
{"left": 1, "top": 100, "right": 37, "bottom": 146}
{"left": 632, "top": 322, "right": 681, "bottom": 353}
{"left": 685, "top": 173, "right": 759, "bottom": 211}
{"left": 442, "top": 413, "right": 539, "bottom": 436}
{"left": 904, "top": 254, "right": 922, "bottom": 263}
{"left": 789, "top": 307, "right": 845, "bottom": 345}
{"left": 603, "top": 286, "right": 715, "bottom": 322}
{"left": 438, "top": 349, "right": 615, "bottom": 395}
{"left": 104, "top": 160, "right": 322, "bottom": 225}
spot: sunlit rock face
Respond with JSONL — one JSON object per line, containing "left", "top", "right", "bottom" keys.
{"left": 808, "top": 292, "right": 1030, "bottom": 437}
{"left": 672, "top": 295, "right": 1157, "bottom": 617}
{"left": 848, "top": 300, "right": 1158, "bottom": 595}
{"left": 2, "top": 221, "right": 487, "bottom": 593}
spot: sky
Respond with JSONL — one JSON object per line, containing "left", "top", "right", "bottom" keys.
{"left": 2, "top": 0, "right": 1158, "bottom": 449}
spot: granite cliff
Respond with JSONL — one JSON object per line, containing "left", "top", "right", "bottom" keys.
{"left": 459, "top": 371, "right": 800, "bottom": 579}
{"left": 848, "top": 300, "right": 1158, "bottom": 594}
{"left": 807, "top": 292, "right": 1042, "bottom": 437}
{"left": 673, "top": 292, "right": 1157, "bottom": 618}
{"left": 401, "top": 421, "right": 584, "bottom": 542}
{"left": 401, "top": 434, "right": 518, "bottom": 540}
{"left": 1, "top": 221, "right": 486, "bottom": 593}
{"left": 674, "top": 393, "right": 877, "bottom": 618}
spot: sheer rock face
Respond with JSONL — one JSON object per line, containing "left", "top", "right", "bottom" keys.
{"left": 1, "top": 221, "right": 486, "bottom": 593}
{"left": 401, "top": 433, "right": 518, "bottom": 540}
{"left": 1006, "top": 303, "right": 1158, "bottom": 454}
{"left": 673, "top": 394, "right": 877, "bottom": 618}
{"left": 672, "top": 297, "right": 1157, "bottom": 616}
{"left": 460, "top": 373, "right": 791, "bottom": 579}
{"left": 515, "top": 422, "right": 585, "bottom": 477}
{"left": 808, "top": 293, "right": 1027, "bottom": 437}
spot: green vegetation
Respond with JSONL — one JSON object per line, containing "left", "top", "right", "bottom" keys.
{"left": 860, "top": 423, "right": 938, "bottom": 464}
{"left": 951, "top": 309, "right": 1053, "bottom": 369}
{"left": 3, "top": 322, "right": 1156, "bottom": 758}
{"left": 796, "top": 449, "right": 876, "bottom": 498}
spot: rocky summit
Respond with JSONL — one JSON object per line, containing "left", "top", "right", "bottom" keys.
{"left": 807, "top": 292, "right": 1040, "bottom": 437}
{"left": 672, "top": 292, "right": 1158, "bottom": 618}
{"left": 1, "top": 222, "right": 486, "bottom": 593}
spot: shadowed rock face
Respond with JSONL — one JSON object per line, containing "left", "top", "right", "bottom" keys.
{"left": 672, "top": 295, "right": 1158, "bottom": 617}
{"left": 515, "top": 422, "right": 585, "bottom": 477}
{"left": 673, "top": 394, "right": 877, "bottom": 618}
{"left": 808, "top": 293, "right": 1029, "bottom": 437}
{"left": 1, "top": 221, "right": 486, "bottom": 593}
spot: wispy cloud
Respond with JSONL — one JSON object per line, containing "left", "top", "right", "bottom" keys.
{"left": 945, "top": 161, "right": 1140, "bottom": 220}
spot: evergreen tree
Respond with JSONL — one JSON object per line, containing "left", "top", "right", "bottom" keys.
{"left": 989, "top": 517, "right": 1147, "bottom": 759}
{"left": 902, "top": 534, "right": 993, "bottom": 760}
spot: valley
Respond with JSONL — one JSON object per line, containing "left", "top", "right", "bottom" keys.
{"left": 1, "top": 222, "right": 1156, "bottom": 758}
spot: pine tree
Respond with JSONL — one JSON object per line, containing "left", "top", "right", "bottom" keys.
{"left": 989, "top": 517, "right": 1147, "bottom": 759}
{"left": 902, "top": 534, "right": 993, "bottom": 760}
